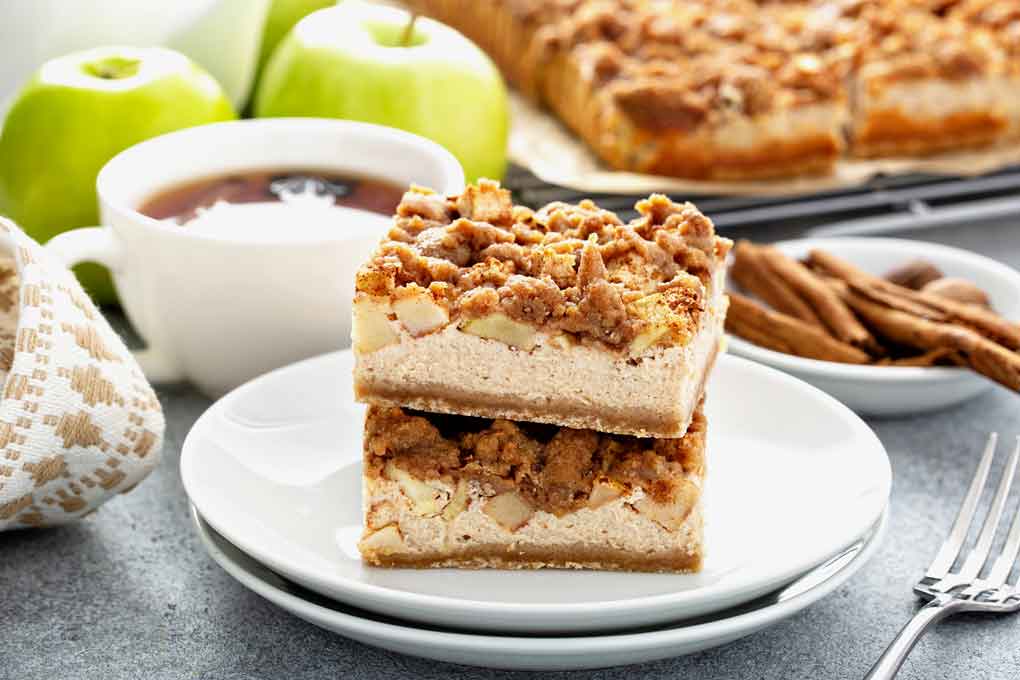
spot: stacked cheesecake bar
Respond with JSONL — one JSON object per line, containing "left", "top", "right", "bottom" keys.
{"left": 353, "top": 181, "right": 730, "bottom": 572}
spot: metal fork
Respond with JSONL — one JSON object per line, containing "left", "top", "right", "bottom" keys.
{"left": 864, "top": 433, "right": 1020, "bottom": 680}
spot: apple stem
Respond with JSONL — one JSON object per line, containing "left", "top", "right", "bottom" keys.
{"left": 83, "top": 56, "right": 142, "bottom": 80}
{"left": 401, "top": 13, "right": 418, "bottom": 47}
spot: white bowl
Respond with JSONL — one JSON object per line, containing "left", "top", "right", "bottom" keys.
{"left": 726, "top": 237, "right": 1020, "bottom": 416}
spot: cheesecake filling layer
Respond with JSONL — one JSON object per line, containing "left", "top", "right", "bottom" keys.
{"left": 354, "top": 267, "right": 726, "bottom": 438}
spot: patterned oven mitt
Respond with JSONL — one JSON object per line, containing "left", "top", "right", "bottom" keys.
{"left": 0, "top": 217, "right": 164, "bottom": 530}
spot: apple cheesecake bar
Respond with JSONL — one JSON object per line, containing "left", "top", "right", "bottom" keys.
{"left": 847, "top": 5, "right": 1010, "bottom": 156}
{"left": 358, "top": 402, "right": 706, "bottom": 571}
{"left": 352, "top": 181, "right": 730, "bottom": 438}
{"left": 545, "top": 0, "right": 851, "bottom": 179}
{"left": 949, "top": 0, "right": 1020, "bottom": 139}
{"left": 542, "top": 46, "right": 848, "bottom": 180}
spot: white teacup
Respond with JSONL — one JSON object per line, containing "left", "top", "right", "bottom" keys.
{"left": 45, "top": 118, "right": 464, "bottom": 397}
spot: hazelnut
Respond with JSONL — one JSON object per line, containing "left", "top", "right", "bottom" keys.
{"left": 921, "top": 278, "right": 991, "bottom": 308}
{"left": 884, "top": 259, "right": 943, "bottom": 290}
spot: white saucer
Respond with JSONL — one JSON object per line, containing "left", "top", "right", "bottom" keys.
{"left": 181, "top": 350, "right": 890, "bottom": 633}
{"left": 192, "top": 505, "right": 888, "bottom": 671}
{"left": 727, "top": 237, "right": 1020, "bottom": 415}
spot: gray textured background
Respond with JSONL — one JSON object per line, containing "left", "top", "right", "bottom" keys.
{"left": 3, "top": 216, "right": 1020, "bottom": 680}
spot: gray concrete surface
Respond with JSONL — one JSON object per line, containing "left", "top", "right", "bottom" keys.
{"left": 2, "top": 216, "right": 1020, "bottom": 679}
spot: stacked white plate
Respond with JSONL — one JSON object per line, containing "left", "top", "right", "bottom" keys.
{"left": 181, "top": 350, "right": 891, "bottom": 671}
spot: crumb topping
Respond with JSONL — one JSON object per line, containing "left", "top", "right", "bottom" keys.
{"left": 476, "top": 0, "right": 1015, "bottom": 132}
{"left": 544, "top": 1, "right": 850, "bottom": 125}
{"left": 363, "top": 404, "right": 706, "bottom": 516}
{"left": 851, "top": 5, "right": 1002, "bottom": 82}
{"left": 356, "top": 181, "right": 731, "bottom": 350}
{"left": 950, "top": 0, "right": 1020, "bottom": 64}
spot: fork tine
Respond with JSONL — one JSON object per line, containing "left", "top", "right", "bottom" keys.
{"left": 927, "top": 432, "right": 998, "bottom": 579}
{"left": 958, "top": 436, "right": 1020, "bottom": 581}
{"left": 985, "top": 437, "right": 1020, "bottom": 587}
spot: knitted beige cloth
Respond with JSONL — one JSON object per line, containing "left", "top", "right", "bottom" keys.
{"left": 0, "top": 217, "right": 164, "bottom": 530}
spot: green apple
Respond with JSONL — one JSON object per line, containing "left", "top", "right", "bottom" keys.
{"left": 254, "top": 1, "right": 508, "bottom": 182}
{"left": 247, "top": 0, "right": 337, "bottom": 114}
{"left": 257, "top": 0, "right": 337, "bottom": 77}
{"left": 0, "top": 46, "right": 236, "bottom": 304}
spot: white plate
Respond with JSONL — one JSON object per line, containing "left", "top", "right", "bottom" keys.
{"left": 727, "top": 237, "right": 1020, "bottom": 416}
{"left": 181, "top": 350, "right": 890, "bottom": 633}
{"left": 192, "top": 505, "right": 888, "bottom": 671}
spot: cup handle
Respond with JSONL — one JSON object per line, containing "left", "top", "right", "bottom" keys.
{"left": 45, "top": 227, "right": 184, "bottom": 384}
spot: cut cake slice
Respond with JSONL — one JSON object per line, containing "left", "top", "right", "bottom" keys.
{"left": 351, "top": 181, "right": 730, "bottom": 438}
{"left": 358, "top": 402, "right": 707, "bottom": 572}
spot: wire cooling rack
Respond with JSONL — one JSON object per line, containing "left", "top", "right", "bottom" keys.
{"left": 506, "top": 164, "right": 1020, "bottom": 235}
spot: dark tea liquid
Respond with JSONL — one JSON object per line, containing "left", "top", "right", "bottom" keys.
{"left": 139, "top": 169, "right": 405, "bottom": 223}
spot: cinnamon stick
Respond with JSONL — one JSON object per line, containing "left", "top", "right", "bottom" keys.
{"left": 921, "top": 278, "right": 991, "bottom": 308}
{"left": 809, "top": 249, "right": 1020, "bottom": 351}
{"left": 758, "top": 246, "right": 881, "bottom": 352}
{"left": 884, "top": 259, "right": 943, "bottom": 289}
{"left": 731, "top": 241, "right": 823, "bottom": 326}
{"left": 840, "top": 289, "right": 1020, "bottom": 391}
{"left": 726, "top": 293, "right": 871, "bottom": 364}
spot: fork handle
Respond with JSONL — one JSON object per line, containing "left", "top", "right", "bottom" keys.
{"left": 864, "top": 595, "right": 962, "bottom": 680}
